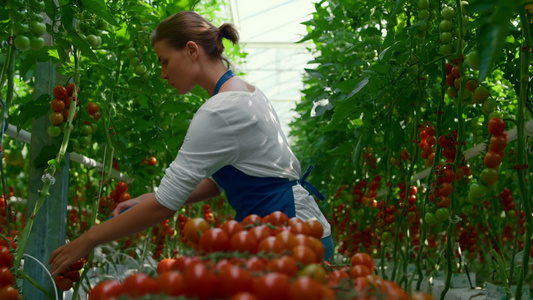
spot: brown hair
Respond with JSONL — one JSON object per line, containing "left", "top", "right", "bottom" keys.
{"left": 151, "top": 11, "right": 239, "bottom": 67}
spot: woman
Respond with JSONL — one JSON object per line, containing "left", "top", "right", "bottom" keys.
{"left": 48, "top": 11, "right": 333, "bottom": 275}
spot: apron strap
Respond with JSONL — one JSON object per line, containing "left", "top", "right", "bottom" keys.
{"left": 295, "top": 165, "right": 325, "bottom": 201}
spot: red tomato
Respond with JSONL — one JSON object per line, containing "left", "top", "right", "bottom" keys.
{"left": 288, "top": 217, "right": 302, "bottom": 226}
{"left": 248, "top": 225, "right": 272, "bottom": 241}
{"left": 155, "top": 271, "right": 185, "bottom": 296}
{"left": 489, "top": 135, "right": 507, "bottom": 152}
{"left": 156, "top": 258, "right": 176, "bottom": 275}
{"left": 488, "top": 117, "right": 506, "bottom": 136}
{"left": 173, "top": 256, "right": 201, "bottom": 271}
{"left": 266, "top": 256, "right": 298, "bottom": 277}
{"left": 219, "top": 265, "right": 254, "bottom": 297}
{"left": 289, "top": 222, "right": 311, "bottom": 236}
{"left": 484, "top": 151, "right": 502, "bottom": 168}
{"left": 183, "top": 218, "right": 210, "bottom": 244}
{"left": 88, "top": 280, "right": 122, "bottom": 300}
{"left": 230, "top": 292, "right": 259, "bottom": 300}
{"left": 275, "top": 230, "right": 297, "bottom": 251}
{"left": 66, "top": 83, "right": 79, "bottom": 96}
{"left": 244, "top": 257, "right": 267, "bottom": 272}
{"left": 0, "top": 246, "right": 13, "bottom": 268}
{"left": 229, "top": 230, "right": 257, "bottom": 254}
{"left": 220, "top": 220, "right": 244, "bottom": 238}
{"left": 350, "top": 252, "right": 375, "bottom": 273}
{"left": 199, "top": 228, "right": 230, "bottom": 254}
{"left": 87, "top": 102, "right": 99, "bottom": 115}
{"left": 264, "top": 211, "right": 289, "bottom": 226}
{"left": 118, "top": 192, "right": 131, "bottom": 203}
{"left": 0, "top": 267, "right": 14, "bottom": 287}
{"left": 350, "top": 264, "right": 372, "bottom": 279}
{"left": 121, "top": 272, "right": 158, "bottom": 298}
{"left": 304, "top": 219, "right": 324, "bottom": 239}
{"left": 0, "top": 285, "right": 19, "bottom": 300}
{"left": 288, "top": 276, "right": 323, "bottom": 300}
{"left": 50, "top": 99, "right": 65, "bottom": 112}
{"left": 291, "top": 245, "right": 317, "bottom": 265}
{"left": 115, "top": 181, "right": 128, "bottom": 194}
{"left": 183, "top": 263, "right": 217, "bottom": 300}
{"left": 252, "top": 272, "right": 290, "bottom": 300}
{"left": 53, "top": 85, "right": 67, "bottom": 100}
{"left": 327, "top": 269, "right": 350, "bottom": 286}
{"left": 256, "top": 236, "right": 284, "bottom": 254}
{"left": 241, "top": 214, "right": 262, "bottom": 227}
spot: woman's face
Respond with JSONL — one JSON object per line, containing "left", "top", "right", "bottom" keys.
{"left": 154, "top": 40, "right": 196, "bottom": 94}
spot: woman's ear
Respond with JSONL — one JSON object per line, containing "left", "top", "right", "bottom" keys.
{"left": 185, "top": 41, "right": 200, "bottom": 60}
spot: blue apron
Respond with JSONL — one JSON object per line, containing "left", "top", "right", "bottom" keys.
{"left": 211, "top": 165, "right": 324, "bottom": 222}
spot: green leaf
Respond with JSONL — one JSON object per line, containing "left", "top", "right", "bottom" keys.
{"left": 341, "top": 76, "right": 370, "bottom": 100}
{"left": 477, "top": 3, "right": 516, "bottom": 81}
{"left": 80, "top": 0, "right": 119, "bottom": 26}
{"left": 160, "top": 101, "right": 190, "bottom": 113}
{"left": 352, "top": 136, "right": 364, "bottom": 171}
{"left": 328, "top": 141, "right": 353, "bottom": 156}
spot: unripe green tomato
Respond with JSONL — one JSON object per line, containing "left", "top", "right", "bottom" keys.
{"left": 441, "top": 6, "right": 455, "bottom": 20}
{"left": 429, "top": 10, "right": 437, "bottom": 20}
{"left": 440, "top": 32, "right": 453, "bottom": 43}
{"left": 125, "top": 47, "right": 137, "bottom": 59}
{"left": 86, "top": 34, "right": 99, "bottom": 48}
{"left": 47, "top": 125, "right": 62, "bottom": 137}
{"left": 466, "top": 51, "right": 480, "bottom": 70}
{"left": 80, "top": 124, "right": 92, "bottom": 136}
{"left": 440, "top": 44, "right": 453, "bottom": 55}
{"left": 30, "top": 36, "right": 45, "bottom": 50}
{"left": 474, "top": 85, "right": 489, "bottom": 102}
{"left": 31, "top": 12, "right": 44, "bottom": 22}
{"left": 480, "top": 167, "right": 499, "bottom": 186}
{"left": 9, "top": 9, "right": 27, "bottom": 22}
{"left": 130, "top": 57, "right": 140, "bottom": 67}
{"left": 13, "top": 21, "right": 29, "bottom": 35}
{"left": 95, "top": 36, "right": 102, "bottom": 47}
{"left": 14, "top": 35, "right": 30, "bottom": 50}
{"left": 30, "top": 21, "right": 46, "bottom": 36}
{"left": 142, "top": 70, "right": 151, "bottom": 81}
{"left": 97, "top": 19, "right": 108, "bottom": 30}
{"left": 91, "top": 123, "right": 98, "bottom": 133}
{"left": 481, "top": 98, "right": 498, "bottom": 115}
{"left": 424, "top": 212, "right": 438, "bottom": 226}
{"left": 419, "top": 10, "right": 430, "bottom": 20}
{"left": 435, "top": 207, "right": 450, "bottom": 222}
{"left": 381, "top": 231, "right": 393, "bottom": 241}
{"left": 135, "top": 64, "right": 147, "bottom": 75}
{"left": 488, "top": 110, "right": 503, "bottom": 119}
{"left": 439, "top": 20, "right": 453, "bottom": 32}
{"left": 418, "top": 0, "right": 429, "bottom": 9}
{"left": 79, "top": 135, "right": 92, "bottom": 147}
{"left": 447, "top": 86, "right": 458, "bottom": 98}
{"left": 29, "top": 0, "right": 45, "bottom": 11}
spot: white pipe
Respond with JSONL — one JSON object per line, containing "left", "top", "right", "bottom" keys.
{"left": 3, "top": 124, "right": 132, "bottom": 182}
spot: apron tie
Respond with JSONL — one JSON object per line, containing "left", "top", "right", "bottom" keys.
{"left": 294, "top": 165, "right": 325, "bottom": 201}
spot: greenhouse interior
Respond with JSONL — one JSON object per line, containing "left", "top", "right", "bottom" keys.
{"left": 0, "top": 0, "right": 533, "bottom": 299}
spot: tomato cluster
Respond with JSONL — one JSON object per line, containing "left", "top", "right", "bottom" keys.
{"left": 151, "top": 220, "right": 175, "bottom": 260}
{"left": 48, "top": 83, "right": 80, "bottom": 137}
{"left": 140, "top": 156, "right": 157, "bottom": 166}
{"left": 87, "top": 212, "right": 423, "bottom": 300}
{"left": 124, "top": 44, "right": 152, "bottom": 81}
{"left": 8, "top": 0, "right": 46, "bottom": 51}
{"left": 458, "top": 225, "right": 480, "bottom": 260}
{"left": 499, "top": 188, "right": 516, "bottom": 219}
{"left": 202, "top": 203, "right": 214, "bottom": 224}
{"left": 0, "top": 243, "right": 18, "bottom": 300}
{"left": 413, "top": 0, "right": 437, "bottom": 40}
{"left": 397, "top": 183, "right": 421, "bottom": 250}
{"left": 375, "top": 201, "right": 395, "bottom": 242}
{"left": 419, "top": 122, "right": 436, "bottom": 167}
{"left": 53, "top": 258, "right": 86, "bottom": 291}
{"left": 76, "top": 12, "right": 108, "bottom": 49}
{"left": 108, "top": 181, "right": 131, "bottom": 211}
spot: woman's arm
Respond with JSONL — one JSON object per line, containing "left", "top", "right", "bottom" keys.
{"left": 48, "top": 194, "right": 175, "bottom": 275}
{"left": 184, "top": 178, "right": 221, "bottom": 205}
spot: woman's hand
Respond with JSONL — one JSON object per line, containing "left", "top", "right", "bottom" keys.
{"left": 48, "top": 235, "right": 92, "bottom": 276}
{"left": 112, "top": 198, "right": 139, "bottom": 217}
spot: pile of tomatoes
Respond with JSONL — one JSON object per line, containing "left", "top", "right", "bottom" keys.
{"left": 86, "top": 211, "right": 433, "bottom": 300}
{"left": 0, "top": 241, "right": 18, "bottom": 300}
